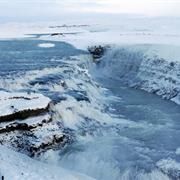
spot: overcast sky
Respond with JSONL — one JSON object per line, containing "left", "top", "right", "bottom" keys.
{"left": 0, "top": 0, "right": 179, "bottom": 22}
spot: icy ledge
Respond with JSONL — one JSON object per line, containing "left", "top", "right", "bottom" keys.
{"left": 0, "top": 91, "right": 51, "bottom": 122}
{"left": 0, "top": 145, "right": 95, "bottom": 180}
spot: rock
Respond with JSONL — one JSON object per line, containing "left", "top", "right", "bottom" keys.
{"left": 88, "top": 45, "right": 106, "bottom": 61}
{"left": 60, "top": 80, "right": 68, "bottom": 88}
{"left": 0, "top": 91, "right": 51, "bottom": 122}
{"left": 0, "top": 113, "right": 72, "bottom": 156}
{"left": 0, "top": 114, "right": 52, "bottom": 133}
{"left": 29, "top": 133, "right": 70, "bottom": 156}
{"left": 51, "top": 33, "right": 64, "bottom": 36}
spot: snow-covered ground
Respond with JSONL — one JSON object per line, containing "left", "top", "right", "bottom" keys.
{"left": 0, "top": 91, "right": 50, "bottom": 119}
{"left": 0, "top": 145, "right": 94, "bottom": 180}
{"left": 1, "top": 17, "right": 180, "bottom": 46}
{"left": 1, "top": 17, "right": 180, "bottom": 61}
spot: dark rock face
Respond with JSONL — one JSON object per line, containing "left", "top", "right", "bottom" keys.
{"left": 51, "top": 33, "right": 64, "bottom": 36}
{"left": 0, "top": 112, "right": 71, "bottom": 157}
{"left": 29, "top": 133, "right": 72, "bottom": 157}
{"left": 88, "top": 46, "right": 106, "bottom": 61}
{"left": 0, "top": 107, "right": 49, "bottom": 122}
{"left": 0, "top": 115, "right": 52, "bottom": 134}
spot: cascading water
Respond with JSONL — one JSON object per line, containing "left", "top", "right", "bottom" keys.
{"left": 40, "top": 45, "right": 180, "bottom": 180}
{"left": 1, "top": 39, "right": 180, "bottom": 179}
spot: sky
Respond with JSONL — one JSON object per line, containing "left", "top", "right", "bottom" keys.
{"left": 0, "top": 0, "right": 179, "bottom": 22}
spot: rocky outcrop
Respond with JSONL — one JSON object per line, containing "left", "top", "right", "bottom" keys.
{"left": 0, "top": 114, "right": 52, "bottom": 133}
{"left": 0, "top": 91, "right": 51, "bottom": 122}
{"left": 51, "top": 33, "right": 64, "bottom": 36}
{"left": 29, "top": 133, "right": 71, "bottom": 156}
{"left": 88, "top": 46, "right": 106, "bottom": 62}
{"left": 0, "top": 91, "right": 71, "bottom": 156}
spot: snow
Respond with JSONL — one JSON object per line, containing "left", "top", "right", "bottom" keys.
{"left": 93, "top": 45, "right": 180, "bottom": 104}
{"left": 36, "top": 17, "right": 180, "bottom": 52}
{"left": 0, "top": 145, "right": 95, "bottom": 180}
{"left": 157, "top": 158, "right": 180, "bottom": 178}
{"left": 0, "top": 114, "right": 51, "bottom": 129}
{"left": 0, "top": 17, "right": 180, "bottom": 48}
{"left": 0, "top": 22, "right": 88, "bottom": 39}
{"left": 1, "top": 18, "right": 180, "bottom": 64}
{"left": 38, "top": 43, "right": 55, "bottom": 48}
{"left": 0, "top": 91, "right": 51, "bottom": 118}
{"left": 19, "top": 114, "right": 50, "bottom": 125}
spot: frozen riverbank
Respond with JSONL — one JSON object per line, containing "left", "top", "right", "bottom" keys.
{"left": 90, "top": 44, "right": 180, "bottom": 105}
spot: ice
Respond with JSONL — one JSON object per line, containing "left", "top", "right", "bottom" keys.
{"left": 38, "top": 43, "right": 55, "bottom": 48}
{"left": 0, "top": 91, "right": 51, "bottom": 119}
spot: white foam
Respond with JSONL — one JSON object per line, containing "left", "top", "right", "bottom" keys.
{"left": 176, "top": 147, "right": 180, "bottom": 155}
{"left": 157, "top": 158, "right": 180, "bottom": 177}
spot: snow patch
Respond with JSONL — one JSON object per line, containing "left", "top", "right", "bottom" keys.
{"left": 0, "top": 91, "right": 51, "bottom": 119}
{"left": 38, "top": 43, "right": 55, "bottom": 48}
